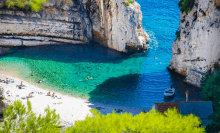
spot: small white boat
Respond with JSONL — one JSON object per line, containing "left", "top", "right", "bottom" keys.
{"left": 164, "top": 88, "right": 175, "bottom": 98}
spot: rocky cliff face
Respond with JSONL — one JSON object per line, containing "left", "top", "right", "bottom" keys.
{"left": 0, "top": 0, "right": 92, "bottom": 45}
{"left": 0, "top": 0, "right": 149, "bottom": 54}
{"left": 83, "top": 0, "right": 149, "bottom": 52}
{"left": 168, "top": 0, "right": 220, "bottom": 87}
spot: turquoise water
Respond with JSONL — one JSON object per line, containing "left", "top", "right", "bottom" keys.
{"left": 0, "top": 0, "right": 202, "bottom": 108}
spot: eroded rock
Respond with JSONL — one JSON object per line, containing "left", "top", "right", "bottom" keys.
{"left": 168, "top": 0, "right": 220, "bottom": 87}
{"left": 0, "top": 0, "right": 149, "bottom": 53}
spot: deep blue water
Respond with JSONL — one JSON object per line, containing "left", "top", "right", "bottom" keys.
{"left": 0, "top": 0, "right": 202, "bottom": 108}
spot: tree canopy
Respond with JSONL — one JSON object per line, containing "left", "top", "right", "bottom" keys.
{"left": 0, "top": 100, "right": 61, "bottom": 133}
{"left": 65, "top": 108, "right": 205, "bottom": 133}
{"left": 0, "top": 100, "right": 205, "bottom": 132}
{"left": 201, "top": 70, "right": 220, "bottom": 133}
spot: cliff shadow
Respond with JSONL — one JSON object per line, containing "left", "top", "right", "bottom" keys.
{"left": 87, "top": 71, "right": 169, "bottom": 108}
{"left": 1, "top": 43, "right": 149, "bottom": 64}
{"left": 88, "top": 74, "right": 141, "bottom": 105}
{"left": 86, "top": 73, "right": 151, "bottom": 113}
{"left": 87, "top": 69, "right": 203, "bottom": 109}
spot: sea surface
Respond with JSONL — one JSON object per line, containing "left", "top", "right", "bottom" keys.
{"left": 0, "top": 0, "right": 202, "bottom": 108}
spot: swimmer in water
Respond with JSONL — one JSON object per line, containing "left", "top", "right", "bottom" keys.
{"left": 154, "top": 56, "right": 157, "bottom": 59}
{"left": 86, "top": 76, "right": 93, "bottom": 80}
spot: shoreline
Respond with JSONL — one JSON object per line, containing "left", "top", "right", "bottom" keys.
{"left": 0, "top": 73, "right": 151, "bottom": 128}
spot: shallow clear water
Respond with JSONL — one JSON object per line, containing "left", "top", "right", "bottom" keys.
{"left": 0, "top": 0, "right": 202, "bottom": 108}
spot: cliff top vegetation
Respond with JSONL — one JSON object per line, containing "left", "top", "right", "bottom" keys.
{"left": 178, "top": 0, "right": 195, "bottom": 14}
{"left": 1, "top": 0, "right": 48, "bottom": 12}
{"left": 126, "top": 0, "right": 134, "bottom": 6}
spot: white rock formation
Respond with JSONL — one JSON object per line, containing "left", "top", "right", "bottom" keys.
{"left": 168, "top": 0, "right": 220, "bottom": 87}
{"left": 83, "top": 0, "right": 149, "bottom": 53}
{"left": 0, "top": 0, "right": 149, "bottom": 54}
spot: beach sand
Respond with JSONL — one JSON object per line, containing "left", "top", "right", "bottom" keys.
{"left": 0, "top": 73, "right": 150, "bottom": 128}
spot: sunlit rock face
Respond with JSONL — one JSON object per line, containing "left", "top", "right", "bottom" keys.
{"left": 168, "top": 0, "right": 220, "bottom": 87}
{"left": 0, "top": 0, "right": 93, "bottom": 46}
{"left": 0, "top": 0, "right": 149, "bottom": 54}
{"left": 84, "top": 0, "right": 149, "bottom": 52}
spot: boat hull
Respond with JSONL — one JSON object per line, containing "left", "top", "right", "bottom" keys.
{"left": 164, "top": 93, "right": 175, "bottom": 99}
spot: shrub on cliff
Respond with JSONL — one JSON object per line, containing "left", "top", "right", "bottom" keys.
{"left": 178, "top": 0, "right": 195, "bottom": 14}
{"left": 0, "top": 100, "right": 61, "bottom": 133}
{"left": 201, "top": 70, "right": 220, "bottom": 132}
{"left": 65, "top": 108, "right": 205, "bottom": 133}
{"left": 126, "top": 0, "right": 134, "bottom": 6}
{"left": 175, "top": 30, "right": 180, "bottom": 41}
{"left": 3, "top": 0, "right": 48, "bottom": 12}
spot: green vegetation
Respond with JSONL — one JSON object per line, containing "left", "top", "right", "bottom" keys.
{"left": 201, "top": 70, "right": 220, "bottom": 133}
{"left": 0, "top": 100, "right": 205, "bottom": 132}
{"left": 65, "top": 108, "right": 205, "bottom": 133}
{"left": 178, "top": 0, "right": 195, "bottom": 14}
{"left": 3, "top": 0, "right": 48, "bottom": 12}
{"left": 175, "top": 30, "right": 180, "bottom": 41}
{"left": 126, "top": 0, "right": 134, "bottom": 6}
{"left": 0, "top": 100, "right": 61, "bottom": 133}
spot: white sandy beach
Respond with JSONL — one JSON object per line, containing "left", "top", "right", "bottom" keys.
{"left": 0, "top": 72, "right": 150, "bottom": 128}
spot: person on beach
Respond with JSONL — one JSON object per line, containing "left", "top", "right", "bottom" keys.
{"left": 47, "top": 91, "right": 50, "bottom": 96}
{"left": 52, "top": 93, "right": 55, "bottom": 98}
{"left": 185, "top": 90, "right": 189, "bottom": 101}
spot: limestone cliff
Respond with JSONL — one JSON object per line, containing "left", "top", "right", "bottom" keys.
{"left": 0, "top": 0, "right": 149, "bottom": 54}
{"left": 83, "top": 0, "right": 149, "bottom": 52}
{"left": 168, "top": 0, "right": 220, "bottom": 87}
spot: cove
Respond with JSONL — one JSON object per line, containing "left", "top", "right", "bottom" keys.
{"left": 0, "top": 0, "right": 202, "bottom": 108}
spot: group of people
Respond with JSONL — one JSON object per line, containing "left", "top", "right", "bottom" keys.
{"left": 47, "top": 91, "right": 55, "bottom": 97}
{"left": 0, "top": 78, "right": 14, "bottom": 84}
{"left": 47, "top": 91, "right": 60, "bottom": 99}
